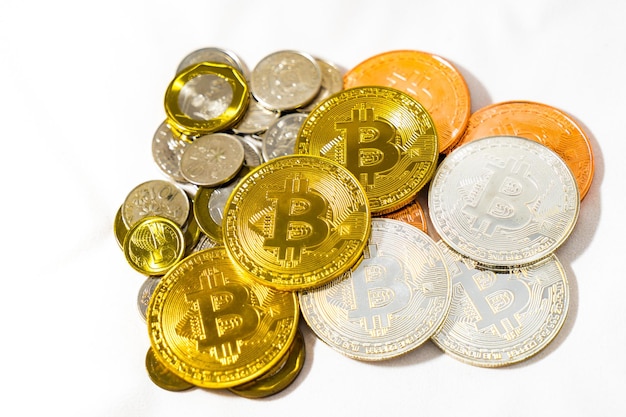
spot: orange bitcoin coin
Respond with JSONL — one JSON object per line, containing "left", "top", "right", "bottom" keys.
{"left": 379, "top": 196, "right": 428, "bottom": 233}
{"left": 343, "top": 50, "right": 471, "bottom": 153}
{"left": 451, "top": 100, "right": 594, "bottom": 200}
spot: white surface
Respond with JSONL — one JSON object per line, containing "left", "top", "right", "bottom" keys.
{"left": 0, "top": 1, "right": 622, "bottom": 416}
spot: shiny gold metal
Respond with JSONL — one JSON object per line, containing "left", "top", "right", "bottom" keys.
{"left": 145, "top": 347, "right": 195, "bottom": 392}
{"left": 113, "top": 205, "right": 128, "bottom": 249}
{"left": 228, "top": 327, "right": 305, "bottom": 398}
{"left": 123, "top": 216, "right": 185, "bottom": 276}
{"left": 296, "top": 86, "right": 438, "bottom": 215}
{"left": 164, "top": 62, "right": 249, "bottom": 137}
{"left": 147, "top": 247, "right": 299, "bottom": 389}
{"left": 223, "top": 154, "right": 371, "bottom": 291}
{"left": 343, "top": 50, "right": 470, "bottom": 153}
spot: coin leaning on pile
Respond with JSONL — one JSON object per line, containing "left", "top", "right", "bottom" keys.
{"left": 114, "top": 46, "right": 593, "bottom": 395}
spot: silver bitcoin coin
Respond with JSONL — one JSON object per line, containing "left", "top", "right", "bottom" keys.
{"left": 299, "top": 218, "right": 451, "bottom": 361}
{"left": 428, "top": 135, "right": 579, "bottom": 267}
{"left": 137, "top": 276, "right": 161, "bottom": 322}
{"left": 299, "top": 57, "right": 344, "bottom": 113}
{"left": 232, "top": 95, "right": 281, "bottom": 135}
{"left": 431, "top": 241, "right": 569, "bottom": 367}
{"left": 151, "top": 120, "right": 190, "bottom": 183}
{"left": 179, "top": 132, "right": 245, "bottom": 187}
{"left": 262, "top": 113, "right": 307, "bottom": 161}
{"left": 176, "top": 46, "right": 249, "bottom": 79}
{"left": 250, "top": 50, "right": 322, "bottom": 111}
{"left": 121, "top": 179, "right": 190, "bottom": 228}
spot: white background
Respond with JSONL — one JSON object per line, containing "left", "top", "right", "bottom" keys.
{"left": 0, "top": 0, "right": 622, "bottom": 416}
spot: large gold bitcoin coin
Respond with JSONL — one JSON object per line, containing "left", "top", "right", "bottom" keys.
{"left": 296, "top": 86, "right": 438, "bottom": 215}
{"left": 147, "top": 247, "right": 299, "bottom": 389}
{"left": 223, "top": 154, "right": 371, "bottom": 291}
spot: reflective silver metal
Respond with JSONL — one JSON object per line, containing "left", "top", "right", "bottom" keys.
{"left": 232, "top": 95, "right": 281, "bottom": 134}
{"left": 179, "top": 132, "right": 245, "bottom": 186}
{"left": 299, "top": 58, "right": 344, "bottom": 113}
{"left": 431, "top": 241, "right": 569, "bottom": 367}
{"left": 151, "top": 120, "right": 189, "bottom": 183}
{"left": 299, "top": 218, "right": 451, "bottom": 361}
{"left": 121, "top": 179, "right": 190, "bottom": 228}
{"left": 137, "top": 276, "right": 161, "bottom": 322}
{"left": 428, "top": 135, "right": 579, "bottom": 267}
{"left": 236, "top": 134, "right": 264, "bottom": 166}
{"left": 262, "top": 113, "right": 307, "bottom": 161}
{"left": 176, "top": 46, "right": 249, "bottom": 79}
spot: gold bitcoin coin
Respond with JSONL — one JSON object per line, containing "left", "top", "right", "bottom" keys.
{"left": 164, "top": 62, "right": 249, "bottom": 137}
{"left": 223, "top": 154, "right": 371, "bottom": 291}
{"left": 296, "top": 86, "right": 438, "bottom": 215}
{"left": 228, "top": 327, "right": 305, "bottom": 398}
{"left": 343, "top": 50, "right": 470, "bottom": 153}
{"left": 145, "top": 347, "right": 195, "bottom": 392}
{"left": 147, "top": 247, "right": 299, "bottom": 389}
{"left": 123, "top": 216, "right": 185, "bottom": 276}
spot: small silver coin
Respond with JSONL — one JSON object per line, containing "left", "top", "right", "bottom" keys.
{"left": 232, "top": 95, "right": 281, "bottom": 135}
{"left": 236, "top": 134, "right": 264, "bottom": 166}
{"left": 121, "top": 179, "right": 190, "bottom": 228}
{"left": 137, "top": 276, "right": 161, "bottom": 322}
{"left": 191, "top": 233, "right": 222, "bottom": 252}
{"left": 431, "top": 241, "right": 569, "bottom": 367}
{"left": 250, "top": 50, "right": 322, "bottom": 111}
{"left": 299, "top": 218, "right": 451, "bottom": 361}
{"left": 262, "top": 112, "right": 307, "bottom": 161}
{"left": 151, "top": 120, "right": 190, "bottom": 183}
{"left": 179, "top": 132, "right": 245, "bottom": 187}
{"left": 176, "top": 46, "right": 249, "bottom": 79}
{"left": 299, "top": 57, "right": 344, "bottom": 113}
{"left": 428, "top": 135, "right": 579, "bottom": 267}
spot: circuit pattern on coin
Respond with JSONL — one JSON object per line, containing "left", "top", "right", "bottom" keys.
{"left": 223, "top": 155, "right": 371, "bottom": 291}
{"left": 431, "top": 243, "right": 569, "bottom": 367}
{"left": 299, "top": 218, "right": 450, "bottom": 361}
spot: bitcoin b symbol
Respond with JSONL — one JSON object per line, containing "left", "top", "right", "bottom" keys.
{"left": 347, "top": 244, "right": 410, "bottom": 336}
{"left": 462, "top": 158, "right": 539, "bottom": 236}
{"left": 336, "top": 107, "right": 400, "bottom": 186}
{"left": 265, "top": 176, "right": 329, "bottom": 263}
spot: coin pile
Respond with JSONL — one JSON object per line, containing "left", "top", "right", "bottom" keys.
{"left": 114, "top": 47, "right": 594, "bottom": 395}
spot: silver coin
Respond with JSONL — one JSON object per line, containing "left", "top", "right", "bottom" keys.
{"left": 262, "top": 113, "right": 307, "bottom": 161}
{"left": 121, "top": 179, "right": 190, "bottom": 228}
{"left": 232, "top": 95, "right": 281, "bottom": 135}
{"left": 250, "top": 50, "right": 322, "bottom": 111}
{"left": 151, "top": 120, "right": 190, "bottom": 183}
{"left": 177, "top": 73, "right": 234, "bottom": 121}
{"left": 176, "top": 46, "right": 249, "bottom": 79}
{"left": 191, "top": 233, "right": 222, "bottom": 252}
{"left": 298, "top": 58, "right": 344, "bottom": 113}
{"left": 235, "top": 134, "right": 264, "bottom": 167}
{"left": 137, "top": 276, "right": 161, "bottom": 322}
{"left": 431, "top": 241, "right": 569, "bottom": 367}
{"left": 428, "top": 135, "right": 579, "bottom": 267}
{"left": 179, "top": 132, "right": 245, "bottom": 187}
{"left": 299, "top": 218, "right": 451, "bottom": 361}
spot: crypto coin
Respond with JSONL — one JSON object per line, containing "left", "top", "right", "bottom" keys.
{"left": 223, "top": 154, "right": 371, "bottom": 291}
{"left": 121, "top": 179, "right": 190, "bottom": 228}
{"left": 182, "top": 211, "right": 202, "bottom": 252}
{"left": 147, "top": 247, "right": 299, "bottom": 389}
{"left": 180, "top": 132, "right": 245, "bottom": 187}
{"left": 250, "top": 50, "right": 322, "bottom": 111}
{"left": 429, "top": 135, "right": 579, "bottom": 267}
{"left": 296, "top": 86, "right": 438, "bottom": 215}
{"left": 232, "top": 95, "right": 281, "bottom": 135}
{"left": 299, "top": 57, "right": 344, "bottom": 113}
{"left": 176, "top": 46, "right": 249, "bottom": 80}
{"left": 137, "top": 276, "right": 161, "bottom": 322}
{"left": 228, "top": 327, "right": 305, "bottom": 398}
{"left": 299, "top": 218, "right": 450, "bottom": 361}
{"left": 262, "top": 113, "right": 308, "bottom": 161}
{"left": 151, "top": 120, "right": 190, "bottom": 183}
{"left": 165, "top": 62, "right": 249, "bottom": 137}
{"left": 431, "top": 242, "right": 569, "bottom": 367}
{"left": 343, "top": 50, "right": 470, "bottom": 153}
{"left": 379, "top": 195, "right": 428, "bottom": 233}
{"left": 145, "top": 347, "right": 195, "bottom": 392}
{"left": 123, "top": 216, "right": 186, "bottom": 276}
{"left": 450, "top": 100, "right": 595, "bottom": 200}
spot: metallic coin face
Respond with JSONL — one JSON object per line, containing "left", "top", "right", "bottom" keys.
{"left": 379, "top": 196, "right": 428, "bottom": 233}
{"left": 432, "top": 242, "right": 569, "bottom": 367}
{"left": 296, "top": 86, "right": 439, "bottom": 215}
{"left": 262, "top": 113, "right": 308, "bottom": 161}
{"left": 223, "top": 155, "right": 371, "bottom": 291}
{"left": 123, "top": 216, "right": 185, "bottom": 276}
{"left": 232, "top": 95, "right": 281, "bottom": 135}
{"left": 180, "top": 133, "right": 245, "bottom": 187}
{"left": 145, "top": 347, "right": 195, "bottom": 392}
{"left": 236, "top": 134, "right": 264, "bottom": 167}
{"left": 228, "top": 327, "right": 305, "bottom": 398}
{"left": 250, "top": 50, "right": 322, "bottom": 111}
{"left": 151, "top": 120, "right": 190, "bottom": 183}
{"left": 343, "top": 50, "right": 470, "bottom": 153}
{"left": 429, "top": 135, "right": 580, "bottom": 267}
{"left": 299, "top": 218, "right": 450, "bottom": 361}
{"left": 165, "top": 62, "right": 249, "bottom": 137}
{"left": 137, "top": 276, "right": 161, "bottom": 322}
{"left": 121, "top": 179, "right": 190, "bottom": 228}
{"left": 176, "top": 46, "right": 249, "bottom": 80}
{"left": 299, "top": 58, "right": 344, "bottom": 113}
{"left": 147, "top": 247, "right": 299, "bottom": 389}
{"left": 113, "top": 205, "right": 128, "bottom": 249}
{"left": 451, "top": 101, "right": 595, "bottom": 200}
{"left": 191, "top": 233, "right": 221, "bottom": 252}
